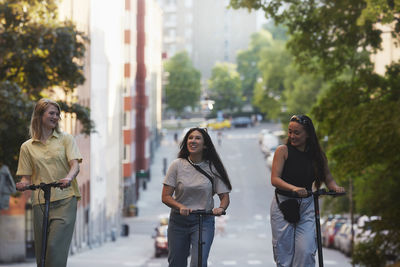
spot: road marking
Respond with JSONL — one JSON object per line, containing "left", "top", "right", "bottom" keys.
{"left": 248, "top": 260, "right": 263, "bottom": 265}
{"left": 257, "top": 233, "right": 267, "bottom": 238}
{"left": 324, "top": 260, "right": 339, "bottom": 265}
{"left": 254, "top": 214, "right": 263, "bottom": 220}
{"left": 226, "top": 134, "right": 258, "bottom": 139}
{"left": 222, "top": 260, "right": 237, "bottom": 265}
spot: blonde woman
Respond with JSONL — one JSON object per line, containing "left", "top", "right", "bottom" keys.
{"left": 16, "top": 98, "right": 82, "bottom": 267}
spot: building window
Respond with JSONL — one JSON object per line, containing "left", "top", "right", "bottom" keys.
{"left": 123, "top": 144, "right": 130, "bottom": 162}
{"left": 185, "top": 14, "right": 193, "bottom": 24}
{"left": 185, "top": 0, "right": 192, "bottom": 7}
{"left": 123, "top": 111, "right": 130, "bottom": 128}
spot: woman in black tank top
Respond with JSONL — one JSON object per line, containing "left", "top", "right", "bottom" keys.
{"left": 270, "top": 115, "right": 345, "bottom": 266}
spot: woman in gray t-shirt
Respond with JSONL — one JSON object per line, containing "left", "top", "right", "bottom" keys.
{"left": 162, "top": 127, "right": 232, "bottom": 267}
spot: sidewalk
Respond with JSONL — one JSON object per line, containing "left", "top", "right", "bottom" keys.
{"left": 1, "top": 134, "right": 178, "bottom": 267}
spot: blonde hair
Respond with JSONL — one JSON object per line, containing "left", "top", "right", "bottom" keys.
{"left": 30, "top": 98, "right": 61, "bottom": 140}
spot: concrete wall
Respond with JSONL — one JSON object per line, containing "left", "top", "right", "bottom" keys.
{"left": 58, "top": 0, "right": 92, "bottom": 251}
{"left": 371, "top": 22, "right": 400, "bottom": 75}
{"left": 145, "top": 0, "right": 163, "bottom": 162}
{"left": 90, "top": 0, "right": 124, "bottom": 244}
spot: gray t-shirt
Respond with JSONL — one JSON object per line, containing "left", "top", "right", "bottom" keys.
{"left": 163, "top": 158, "right": 230, "bottom": 211}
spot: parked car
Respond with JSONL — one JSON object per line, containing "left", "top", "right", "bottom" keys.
{"left": 354, "top": 215, "right": 380, "bottom": 245}
{"left": 322, "top": 217, "right": 346, "bottom": 248}
{"left": 258, "top": 129, "right": 272, "bottom": 144}
{"left": 260, "top": 133, "right": 279, "bottom": 156}
{"left": 334, "top": 222, "right": 353, "bottom": 256}
{"left": 206, "top": 119, "right": 231, "bottom": 130}
{"left": 154, "top": 225, "right": 168, "bottom": 258}
{"left": 231, "top": 117, "right": 253, "bottom": 128}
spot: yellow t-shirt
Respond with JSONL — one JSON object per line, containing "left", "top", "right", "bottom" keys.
{"left": 16, "top": 131, "right": 82, "bottom": 206}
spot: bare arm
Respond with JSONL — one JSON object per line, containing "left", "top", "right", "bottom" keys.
{"left": 323, "top": 159, "right": 345, "bottom": 193}
{"left": 270, "top": 145, "right": 308, "bottom": 197}
{"left": 213, "top": 192, "right": 230, "bottom": 215}
{"left": 59, "top": 159, "right": 80, "bottom": 189}
{"left": 161, "top": 184, "right": 191, "bottom": 216}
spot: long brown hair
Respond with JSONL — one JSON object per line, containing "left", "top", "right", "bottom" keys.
{"left": 178, "top": 127, "right": 232, "bottom": 190}
{"left": 30, "top": 98, "right": 61, "bottom": 140}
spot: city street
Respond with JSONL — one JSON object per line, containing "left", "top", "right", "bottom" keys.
{"left": 3, "top": 123, "right": 353, "bottom": 267}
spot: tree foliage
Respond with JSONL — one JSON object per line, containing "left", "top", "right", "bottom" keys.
{"left": 164, "top": 51, "right": 201, "bottom": 114}
{"left": 0, "top": 0, "right": 92, "bottom": 177}
{"left": 230, "top": 0, "right": 400, "bottom": 264}
{"left": 208, "top": 62, "right": 242, "bottom": 112}
{"left": 236, "top": 29, "right": 274, "bottom": 103}
{"left": 282, "top": 64, "right": 326, "bottom": 118}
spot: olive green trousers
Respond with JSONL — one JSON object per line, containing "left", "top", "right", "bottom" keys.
{"left": 33, "top": 197, "right": 77, "bottom": 267}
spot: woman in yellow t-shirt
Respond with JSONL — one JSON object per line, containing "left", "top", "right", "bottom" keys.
{"left": 16, "top": 98, "right": 82, "bottom": 267}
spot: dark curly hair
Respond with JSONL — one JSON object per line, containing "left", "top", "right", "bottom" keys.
{"left": 178, "top": 127, "right": 232, "bottom": 190}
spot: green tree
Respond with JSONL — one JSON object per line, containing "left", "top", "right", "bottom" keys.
{"left": 208, "top": 62, "right": 242, "bottom": 112}
{"left": 0, "top": 0, "right": 93, "bottom": 177}
{"left": 252, "top": 40, "right": 291, "bottom": 119}
{"left": 230, "top": 0, "right": 400, "bottom": 263}
{"left": 282, "top": 64, "right": 326, "bottom": 118}
{"left": 236, "top": 29, "right": 273, "bottom": 103}
{"left": 358, "top": 0, "right": 400, "bottom": 26}
{"left": 263, "top": 21, "right": 288, "bottom": 41}
{"left": 164, "top": 51, "right": 201, "bottom": 114}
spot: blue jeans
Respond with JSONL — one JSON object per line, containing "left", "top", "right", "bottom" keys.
{"left": 168, "top": 211, "right": 215, "bottom": 267}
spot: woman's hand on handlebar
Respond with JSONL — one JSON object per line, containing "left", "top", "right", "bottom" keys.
{"left": 212, "top": 207, "right": 225, "bottom": 216}
{"left": 293, "top": 187, "right": 308, "bottom": 197}
{"left": 330, "top": 185, "right": 345, "bottom": 193}
{"left": 16, "top": 181, "right": 30, "bottom": 191}
{"left": 179, "top": 206, "right": 191, "bottom": 216}
{"left": 59, "top": 177, "right": 72, "bottom": 189}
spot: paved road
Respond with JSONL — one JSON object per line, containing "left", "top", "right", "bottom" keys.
{"left": 2, "top": 123, "right": 353, "bottom": 267}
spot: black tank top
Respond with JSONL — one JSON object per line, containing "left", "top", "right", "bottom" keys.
{"left": 281, "top": 144, "right": 315, "bottom": 190}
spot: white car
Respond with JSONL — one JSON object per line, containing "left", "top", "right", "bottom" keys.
{"left": 334, "top": 222, "right": 353, "bottom": 256}
{"left": 260, "top": 133, "right": 279, "bottom": 156}
{"left": 258, "top": 129, "right": 272, "bottom": 144}
{"left": 266, "top": 151, "right": 274, "bottom": 169}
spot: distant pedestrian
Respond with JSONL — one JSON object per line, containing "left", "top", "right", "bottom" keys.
{"left": 15, "top": 98, "right": 82, "bottom": 267}
{"left": 162, "top": 127, "right": 232, "bottom": 267}
{"left": 270, "top": 115, "right": 344, "bottom": 266}
{"left": 217, "top": 131, "right": 222, "bottom": 146}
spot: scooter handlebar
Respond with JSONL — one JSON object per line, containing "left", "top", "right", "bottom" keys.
{"left": 190, "top": 209, "right": 226, "bottom": 216}
{"left": 25, "top": 182, "right": 63, "bottom": 191}
{"left": 307, "top": 188, "right": 346, "bottom": 197}
{"left": 277, "top": 188, "right": 346, "bottom": 198}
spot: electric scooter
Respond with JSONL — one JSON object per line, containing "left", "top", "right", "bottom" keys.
{"left": 306, "top": 189, "right": 346, "bottom": 267}
{"left": 190, "top": 209, "right": 226, "bottom": 267}
{"left": 24, "top": 182, "right": 63, "bottom": 267}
